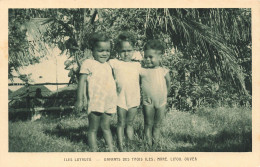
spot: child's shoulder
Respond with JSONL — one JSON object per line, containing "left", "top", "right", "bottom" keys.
{"left": 159, "top": 66, "right": 170, "bottom": 75}
{"left": 108, "top": 58, "right": 118, "bottom": 62}
{"left": 160, "top": 66, "right": 169, "bottom": 70}
{"left": 131, "top": 61, "right": 141, "bottom": 67}
{"left": 108, "top": 58, "right": 120, "bottom": 65}
{"left": 82, "top": 58, "right": 94, "bottom": 65}
{"left": 80, "top": 59, "right": 100, "bottom": 70}
{"left": 80, "top": 59, "right": 95, "bottom": 74}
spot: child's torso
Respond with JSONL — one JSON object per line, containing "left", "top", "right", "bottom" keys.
{"left": 84, "top": 59, "right": 117, "bottom": 112}
{"left": 86, "top": 60, "right": 116, "bottom": 91}
{"left": 140, "top": 67, "right": 167, "bottom": 97}
{"left": 111, "top": 60, "right": 140, "bottom": 87}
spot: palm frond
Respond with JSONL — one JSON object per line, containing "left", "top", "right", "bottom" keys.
{"left": 145, "top": 8, "right": 250, "bottom": 94}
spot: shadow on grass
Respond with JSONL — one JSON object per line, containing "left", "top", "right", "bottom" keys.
{"left": 169, "top": 129, "right": 252, "bottom": 152}
{"left": 45, "top": 126, "right": 88, "bottom": 144}
{"left": 44, "top": 123, "right": 118, "bottom": 146}
{"left": 9, "top": 109, "right": 74, "bottom": 122}
{"left": 9, "top": 110, "right": 31, "bottom": 122}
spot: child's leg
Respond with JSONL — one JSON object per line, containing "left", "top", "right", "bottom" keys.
{"left": 88, "top": 112, "right": 101, "bottom": 152}
{"left": 117, "top": 107, "right": 127, "bottom": 151}
{"left": 153, "top": 105, "right": 166, "bottom": 144}
{"left": 143, "top": 105, "right": 155, "bottom": 147}
{"left": 126, "top": 107, "right": 138, "bottom": 140}
{"left": 100, "top": 113, "right": 114, "bottom": 152}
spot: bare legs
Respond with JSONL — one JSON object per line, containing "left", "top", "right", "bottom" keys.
{"left": 143, "top": 105, "right": 166, "bottom": 147}
{"left": 143, "top": 105, "right": 154, "bottom": 146}
{"left": 87, "top": 104, "right": 165, "bottom": 151}
{"left": 117, "top": 107, "right": 126, "bottom": 151}
{"left": 88, "top": 112, "right": 114, "bottom": 152}
{"left": 88, "top": 112, "right": 100, "bottom": 151}
{"left": 117, "top": 106, "right": 138, "bottom": 151}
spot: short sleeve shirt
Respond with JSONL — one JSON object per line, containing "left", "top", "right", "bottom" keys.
{"left": 109, "top": 59, "right": 141, "bottom": 110}
{"left": 80, "top": 59, "right": 117, "bottom": 113}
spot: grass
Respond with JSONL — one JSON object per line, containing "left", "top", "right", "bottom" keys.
{"left": 9, "top": 107, "right": 252, "bottom": 152}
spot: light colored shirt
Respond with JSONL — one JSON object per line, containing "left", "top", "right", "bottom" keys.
{"left": 140, "top": 67, "right": 169, "bottom": 108}
{"left": 109, "top": 59, "right": 141, "bottom": 110}
{"left": 80, "top": 59, "right": 117, "bottom": 113}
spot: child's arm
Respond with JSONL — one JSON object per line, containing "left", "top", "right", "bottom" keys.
{"left": 75, "top": 74, "right": 88, "bottom": 113}
{"left": 165, "top": 71, "right": 171, "bottom": 96}
{"left": 108, "top": 59, "right": 122, "bottom": 93}
{"left": 83, "top": 81, "right": 88, "bottom": 111}
{"left": 108, "top": 59, "right": 117, "bottom": 80}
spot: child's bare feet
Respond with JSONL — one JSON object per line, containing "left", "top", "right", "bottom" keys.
{"left": 118, "top": 144, "right": 126, "bottom": 152}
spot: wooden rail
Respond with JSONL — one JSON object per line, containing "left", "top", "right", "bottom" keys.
{"left": 9, "top": 83, "right": 77, "bottom": 115}
{"left": 9, "top": 82, "right": 72, "bottom": 86}
{"left": 9, "top": 106, "right": 75, "bottom": 112}
{"left": 9, "top": 96, "right": 74, "bottom": 100}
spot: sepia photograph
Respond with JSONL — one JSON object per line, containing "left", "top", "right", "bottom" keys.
{"left": 1, "top": 1, "right": 260, "bottom": 167}
{"left": 8, "top": 8, "right": 252, "bottom": 152}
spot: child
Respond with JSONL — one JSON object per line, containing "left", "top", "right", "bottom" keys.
{"left": 140, "top": 40, "right": 171, "bottom": 147}
{"left": 108, "top": 32, "right": 141, "bottom": 151}
{"left": 74, "top": 32, "right": 117, "bottom": 152}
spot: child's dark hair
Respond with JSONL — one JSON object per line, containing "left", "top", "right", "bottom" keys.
{"left": 88, "top": 32, "right": 110, "bottom": 51}
{"left": 144, "top": 40, "right": 165, "bottom": 54}
{"left": 115, "top": 31, "right": 136, "bottom": 51}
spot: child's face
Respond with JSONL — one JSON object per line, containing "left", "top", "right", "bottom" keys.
{"left": 144, "top": 49, "right": 162, "bottom": 68}
{"left": 118, "top": 41, "right": 134, "bottom": 62}
{"left": 92, "top": 41, "right": 111, "bottom": 63}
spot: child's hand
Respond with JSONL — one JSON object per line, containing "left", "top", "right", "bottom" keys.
{"left": 116, "top": 83, "right": 122, "bottom": 94}
{"left": 83, "top": 97, "right": 88, "bottom": 111}
{"left": 74, "top": 100, "right": 83, "bottom": 114}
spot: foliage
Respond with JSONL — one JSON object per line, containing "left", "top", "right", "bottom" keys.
{"left": 144, "top": 9, "right": 251, "bottom": 95}
{"left": 8, "top": 8, "right": 252, "bottom": 109}
{"left": 8, "top": 9, "right": 50, "bottom": 81}
{"left": 163, "top": 49, "right": 251, "bottom": 110}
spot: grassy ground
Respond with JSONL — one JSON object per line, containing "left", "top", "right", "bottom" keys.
{"left": 9, "top": 107, "right": 251, "bottom": 152}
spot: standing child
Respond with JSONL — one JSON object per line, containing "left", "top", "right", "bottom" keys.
{"left": 74, "top": 32, "right": 117, "bottom": 152}
{"left": 140, "top": 40, "right": 171, "bottom": 148}
{"left": 109, "top": 32, "right": 141, "bottom": 151}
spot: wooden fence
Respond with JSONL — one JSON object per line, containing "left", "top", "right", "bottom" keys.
{"left": 9, "top": 82, "right": 75, "bottom": 120}
{"left": 8, "top": 82, "right": 70, "bottom": 86}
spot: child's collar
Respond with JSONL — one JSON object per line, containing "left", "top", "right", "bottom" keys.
{"left": 144, "top": 66, "right": 160, "bottom": 69}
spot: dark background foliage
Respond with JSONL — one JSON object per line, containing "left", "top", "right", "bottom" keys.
{"left": 8, "top": 8, "right": 251, "bottom": 110}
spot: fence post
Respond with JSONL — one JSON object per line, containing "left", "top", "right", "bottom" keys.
{"left": 25, "top": 83, "right": 31, "bottom": 119}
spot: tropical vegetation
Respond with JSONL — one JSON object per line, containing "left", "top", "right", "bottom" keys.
{"left": 8, "top": 8, "right": 251, "bottom": 109}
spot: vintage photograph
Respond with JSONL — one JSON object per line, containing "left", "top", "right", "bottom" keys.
{"left": 8, "top": 8, "right": 252, "bottom": 153}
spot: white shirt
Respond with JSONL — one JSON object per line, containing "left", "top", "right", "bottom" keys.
{"left": 109, "top": 59, "right": 141, "bottom": 110}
